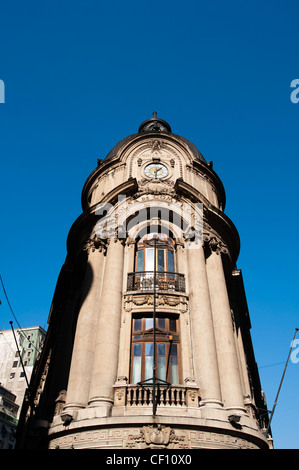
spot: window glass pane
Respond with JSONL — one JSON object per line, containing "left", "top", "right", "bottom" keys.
{"left": 158, "top": 356, "right": 167, "bottom": 381}
{"left": 145, "top": 356, "right": 153, "bottom": 380}
{"left": 170, "top": 344, "right": 178, "bottom": 356}
{"left": 158, "top": 343, "right": 166, "bottom": 356}
{"left": 145, "top": 343, "right": 153, "bottom": 355}
{"left": 157, "top": 250, "right": 165, "bottom": 271}
{"left": 170, "top": 357, "right": 179, "bottom": 384}
{"left": 168, "top": 250, "right": 175, "bottom": 272}
{"left": 136, "top": 250, "right": 144, "bottom": 272}
{"left": 134, "top": 344, "right": 141, "bottom": 356}
{"left": 134, "top": 318, "right": 142, "bottom": 331}
{"left": 132, "top": 357, "right": 141, "bottom": 383}
{"left": 158, "top": 343, "right": 166, "bottom": 381}
{"left": 169, "top": 318, "right": 177, "bottom": 332}
{"left": 145, "top": 342, "right": 154, "bottom": 381}
{"left": 146, "top": 248, "right": 154, "bottom": 271}
{"left": 157, "top": 318, "right": 165, "bottom": 329}
{"left": 145, "top": 318, "right": 153, "bottom": 330}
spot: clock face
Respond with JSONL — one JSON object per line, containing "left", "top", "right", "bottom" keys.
{"left": 144, "top": 163, "right": 168, "bottom": 179}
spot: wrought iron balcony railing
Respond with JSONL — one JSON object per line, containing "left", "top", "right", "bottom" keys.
{"left": 127, "top": 271, "right": 185, "bottom": 293}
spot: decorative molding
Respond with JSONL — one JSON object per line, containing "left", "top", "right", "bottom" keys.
{"left": 203, "top": 232, "right": 228, "bottom": 256}
{"left": 32, "top": 350, "right": 51, "bottom": 412}
{"left": 83, "top": 236, "right": 108, "bottom": 255}
{"left": 48, "top": 426, "right": 261, "bottom": 449}
{"left": 124, "top": 294, "right": 188, "bottom": 313}
{"left": 136, "top": 178, "right": 176, "bottom": 198}
{"left": 125, "top": 425, "right": 188, "bottom": 449}
{"left": 54, "top": 390, "right": 67, "bottom": 416}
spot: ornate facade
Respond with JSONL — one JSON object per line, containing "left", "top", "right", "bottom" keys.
{"left": 16, "top": 114, "right": 272, "bottom": 449}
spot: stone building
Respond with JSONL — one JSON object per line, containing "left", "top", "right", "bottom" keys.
{"left": 0, "top": 326, "right": 45, "bottom": 418}
{"left": 16, "top": 114, "right": 272, "bottom": 449}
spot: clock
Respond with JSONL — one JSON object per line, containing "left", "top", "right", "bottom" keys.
{"left": 144, "top": 163, "right": 168, "bottom": 179}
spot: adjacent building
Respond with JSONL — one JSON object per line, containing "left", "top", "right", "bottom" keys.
{"left": 16, "top": 114, "right": 272, "bottom": 449}
{"left": 0, "top": 384, "right": 19, "bottom": 449}
{"left": 0, "top": 325, "right": 45, "bottom": 447}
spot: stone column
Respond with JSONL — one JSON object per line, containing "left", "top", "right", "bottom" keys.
{"left": 175, "top": 238, "right": 193, "bottom": 380}
{"left": 206, "top": 239, "right": 245, "bottom": 411}
{"left": 186, "top": 240, "right": 222, "bottom": 406}
{"left": 88, "top": 237, "right": 125, "bottom": 414}
{"left": 116, "top": 238, "right": 135, "bottom": 380}
{"left": 63, "top": 240, "right": 106, "bottom": 415}
{"left": 175, "top": 238, "right": 185, "bottom": 274}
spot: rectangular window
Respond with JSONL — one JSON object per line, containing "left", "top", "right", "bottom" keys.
{"left": 170, "top": 344, "right": 179, "bottom": 383}
{"left": 145, "top": 343, "right": 153, "bottom": 380}
{"left": 168, "top": 250, "right": 175, "bottom": 272}
{"left": 132, "top": 344, "right": 142, "bottom": 383}
{"left": 134, "top": 318, "right": 142, "bottom": 331}
{"left": 146, "top": 248, "right": 154, "bottom": 271}
{"left": 158, "top": 343, "right": 167, "bottom": 381}
{"left": 136, "top": 250, "right": 144, "bottom": 272}
{"left": 145, "top": 318, "right": 153, "bottom": 330}
{"left": 157, "top": 250, "right": 165, "bottom": 272}
{"left": 169, "top": 318, "right": 177, "bottom": 332}
{"left": 130, "top": 316, "right": 180, "bottom": 384}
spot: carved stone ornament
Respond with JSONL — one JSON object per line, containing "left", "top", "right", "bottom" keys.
{"left": 124, "top": 294, "right": 188, "bottom": 313}
{"left": 203, "top": 233, "right": 228, "bottom": 255}
{"left": 125, "top": 425, "right": 188, "bottom": 449}
{"left": 54, "top": 390, "right": 67, "bottom": 416}
{"left": 136, "top": 178, "right": 176, "bottom": 198}
{"left": 33, "top": 350, "right": 51, "bottom": 411}
{"left": 83, "top": 236, "right": 108, "bottom": 254}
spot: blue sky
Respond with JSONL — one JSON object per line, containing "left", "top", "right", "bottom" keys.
{"left": 0, "top": 0, "right": 298, "bottom": 449}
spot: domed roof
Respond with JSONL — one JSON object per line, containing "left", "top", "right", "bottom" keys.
{"left": 104, "top": 113, "right": 206, "bottom": 163}
{"left": 138, "top": 111, "right": 172, "bottom": 133}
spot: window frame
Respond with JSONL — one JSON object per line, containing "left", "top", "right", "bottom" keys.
{"left": 135, "top": 234, "right": 176, "bottom": 274}
{"left": 130, "top": 314, "right": 181, "bottom": 385}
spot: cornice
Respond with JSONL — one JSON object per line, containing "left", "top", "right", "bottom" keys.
{"left": 69, "top": 176, "right": 239, "bottom": 266}
{"left": 67, "top": 178, "right": 138, "bottom": 258}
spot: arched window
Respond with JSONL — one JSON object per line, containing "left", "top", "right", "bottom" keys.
{"left": 135, "top": 233, "right": 175, "bottom": 274}
{"left": 127, "top": 233, "right": 185, "bottom": 292}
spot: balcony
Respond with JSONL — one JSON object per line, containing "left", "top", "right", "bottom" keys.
{"left": 127, "top": 384, "right": 187, "bottom": 407}
{"left": 113, "top": 380, "right": 200, "bottom": 409}
{"left": 127, "top": 272, "right": 185, "bottom": 293}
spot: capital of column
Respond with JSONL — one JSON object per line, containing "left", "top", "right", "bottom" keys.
{"left": 183, "top": 232, "right": 204, "bottom": 249}
{"left": 84, "top": 232, "right": 127, "bottom": 254}
{"left": 203, "top": 233, "right": 228, "bottom": 256}
{"left": 83, "top": 236, "right": 108, "bottom": 255}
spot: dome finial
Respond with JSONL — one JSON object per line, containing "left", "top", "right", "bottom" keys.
{"left": 138, "top": 112, "right": 171, "bottom": 133}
